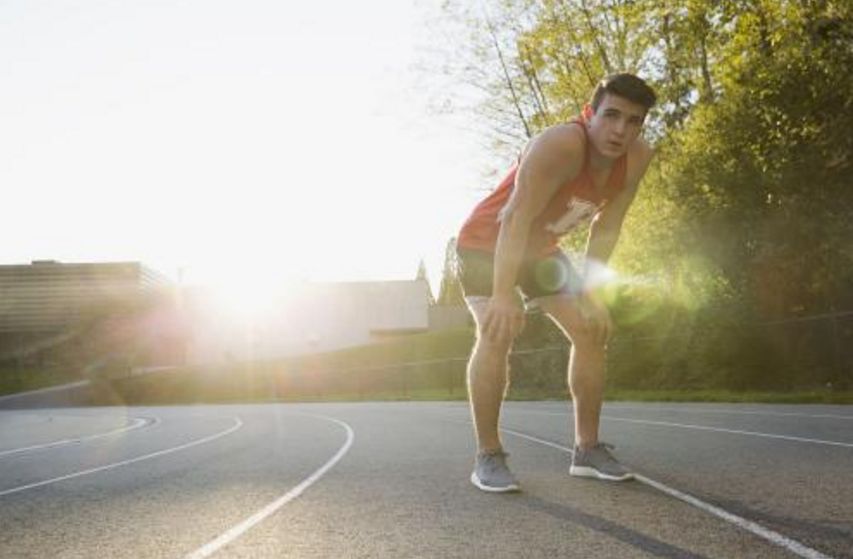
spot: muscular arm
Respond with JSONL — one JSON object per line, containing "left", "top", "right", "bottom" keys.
{"left": 583, "top": 139, "right": 655, "bottom": 288}
{"left": 482, "top": 125, "right": 585, "bottom": 343}
{"left": 493, "top": 126, "right": 585, "bottom": 298}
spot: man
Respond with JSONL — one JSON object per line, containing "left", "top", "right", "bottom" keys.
{"left": 456, "top": 73, "right": 656, "bottom": 492}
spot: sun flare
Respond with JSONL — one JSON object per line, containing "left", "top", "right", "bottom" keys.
{"left": 206, "top": 271, "right": 305, "bottom": 323}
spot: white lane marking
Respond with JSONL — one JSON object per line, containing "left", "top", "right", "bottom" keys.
{"left": 0, "top": 416, "right": 160, "bottom": 458}
{"left": 602, "top": 416, "right": 853, "bottom": 448}
{"left": 514, "top": 404, "right": 853, "bottom": 421}
{"left": 0, "top": 417, "right": 242, "bottom": 498}
{"left": 184, "top": 414, "right": 355, "bottom": 559}
{"left": 499, "top": 426, "right": 833, "bottom": 559}
{"left": 516, "top": 410, "right": 853, "bottom": 449}
{"left": 613, "top": 406, "right": 853, "bottom": 421}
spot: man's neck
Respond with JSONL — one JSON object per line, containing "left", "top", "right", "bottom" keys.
{"left": 588, "top": 146, "right": 617, "bottom": 172}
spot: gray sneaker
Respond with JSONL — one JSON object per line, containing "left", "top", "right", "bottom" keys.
{"left": 570, "top": 443, "right": 634, "bottom": 481}
{"left": 470, "top": 450, "right": 520, "bottom": 492}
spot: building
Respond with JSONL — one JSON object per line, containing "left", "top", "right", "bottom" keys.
{"left": 0, "top": 260, "right": 171, "bottom": 334}
{"left": 185, "top": 279, "right": 440, "bottom": 364}
{"left": 0, "top": 260, "right": 176, "bottom": 363}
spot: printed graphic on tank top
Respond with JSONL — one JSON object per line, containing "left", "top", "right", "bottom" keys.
{"left": 543, "top": 196, "right": 601, "bottom": 236}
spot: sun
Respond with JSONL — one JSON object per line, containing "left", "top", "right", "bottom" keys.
{"left": 205, "top": 269, "right": 304, "bottom": 323}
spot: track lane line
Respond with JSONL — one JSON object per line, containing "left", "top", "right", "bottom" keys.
{"left": 515, "top": 410, "right": 853, "bottom": 448}
{"left": 0, "top": 417, "right": 242, "bottom": 498}
{"left": 184, "top": 414, "right": 355, "bottom": 559}
{"left": 609, "top": 407, "right": 853, "bottom": 421}
{"left": 0, "top": 416, "right": 160, "bottom": 458}
{"left": 499, "top": 426, "right": 833, "bottom": 559}
{"left": 601, "top": 416, "right": 853, "bottom": 448}
{"left": 515, "top": 404, "right": 853, "bottom": 421}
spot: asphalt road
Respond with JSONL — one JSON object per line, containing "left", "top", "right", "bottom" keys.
{"left": 0, "top": 401, "right": 851, "bottom": 558}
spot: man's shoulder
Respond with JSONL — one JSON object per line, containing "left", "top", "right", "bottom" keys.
{"left": 524, "top": 122, "right": 586, "bottom": 161}
{"left": 628, "top": 136, "right": 654, "bottom": 164}
{"left": 541, "top": 122, "right": 586, "bottom": 146}
{"left": 626, "top": 137, "right": 654, "bottom": 180}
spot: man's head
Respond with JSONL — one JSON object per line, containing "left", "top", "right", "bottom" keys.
{"left": 590, "top": 73, "right": 656, "bottom": 114}
{"left": 583, "top": 73, "right": 656, "bottom": 159}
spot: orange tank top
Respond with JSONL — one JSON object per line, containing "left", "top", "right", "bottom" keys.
{"left": 457, "top": 118, "right": 628, "bottom": 256}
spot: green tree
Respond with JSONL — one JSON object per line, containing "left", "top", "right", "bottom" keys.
{"left": 431, "top": 0, "right": 853, "bottom": 389}
{"left": 437, "top": 237, "right": 466, "bottom": 306}
{"left": 415, "top": 259, "right": 436, "bottom": 305}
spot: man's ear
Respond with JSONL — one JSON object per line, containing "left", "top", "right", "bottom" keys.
{"left": 582, "top": 104, "right": 594, "bottom": 121}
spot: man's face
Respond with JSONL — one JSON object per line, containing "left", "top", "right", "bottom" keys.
{"left": 586, "top": 93, "right": 646, "bottom": 159}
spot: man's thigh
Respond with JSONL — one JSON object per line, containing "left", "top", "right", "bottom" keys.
{"left": 533, "top": 293, "right": 588, "bottom": 340}
{"left": 518, "top": 251, "right": 583, "bottom": 303}
{"left": 456, "top": 248, "right": 581, "bottom": 307}
{"left": 457, "top": 249, "right": 525, "bottom": 343}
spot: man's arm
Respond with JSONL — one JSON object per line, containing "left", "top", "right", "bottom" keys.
{"left": 481, "top": 124, "right": 586, "bottom": 344}
{"left": 583, "top": 139, "right": 655, "bottom": 287}
{"left": 577, "top": 140, "right": 654, "bottom": 344}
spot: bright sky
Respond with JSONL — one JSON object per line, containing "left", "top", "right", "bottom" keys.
{"left": 1, "top": 0, "right": 495, "bottom": 296}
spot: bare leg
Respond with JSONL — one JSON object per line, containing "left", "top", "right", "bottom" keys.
{"left": 468, "top": 336, "right": 512, "bottom": 452}
{"left": 567, "top": 341, "right": 606, "bottom": 448}
{"left": 465, "top": 301, "right": 513, "bottom": 452}
{"left": 537, "top": 296, "right": 607, "bottom": 449}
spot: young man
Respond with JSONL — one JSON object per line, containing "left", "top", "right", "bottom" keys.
{"left": 456, "top": 73, "right": 656, "bottom": 492}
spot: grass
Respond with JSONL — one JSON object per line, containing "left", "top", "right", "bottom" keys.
{"left": 0, "top": 367, "right": 84, "bottom": 397}
{"left": 2, "top": 364, "right": 851, "bottom": 405}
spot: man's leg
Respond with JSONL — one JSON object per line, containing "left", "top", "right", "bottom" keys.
{"left": 465, "top": 299, "right": 512, "bottom": 453}
{"left": 535, "top": 295, "right": 605, "bottom": 447}
{"left": 464, "top": 298, "right": 520, "bottom": 492}
{"left": 536, "top": 294, "right": 632, "bottom": 480}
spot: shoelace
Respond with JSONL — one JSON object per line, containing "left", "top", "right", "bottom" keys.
{"left": 576, "top": 443, "right": 618, "bottom": 463}
{"left": 480, "top": 450, "right": 509, "bottom": 473}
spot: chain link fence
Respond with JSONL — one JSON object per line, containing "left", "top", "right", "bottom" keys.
{"left": 266, "top": 310, "right": 853, "bottom": 401}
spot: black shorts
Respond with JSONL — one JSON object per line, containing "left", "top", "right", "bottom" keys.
{"left": 456, "top": 248, "right": 582, "bottom": 303}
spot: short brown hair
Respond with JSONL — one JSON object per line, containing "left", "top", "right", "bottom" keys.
{"left": 591, "top": 73, "right": 656, "bottom": 112}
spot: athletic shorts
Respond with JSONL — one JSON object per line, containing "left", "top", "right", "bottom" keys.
{"left": 456, "top": 248, "right": 583, "bottom": 306}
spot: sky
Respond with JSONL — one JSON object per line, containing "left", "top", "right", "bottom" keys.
{"left": 1, "top": 0, "right": 498, "bottom": 298}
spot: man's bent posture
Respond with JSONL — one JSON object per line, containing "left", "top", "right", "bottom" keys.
{"left": 456, "top": 73, "right": 656, "bottom": 492}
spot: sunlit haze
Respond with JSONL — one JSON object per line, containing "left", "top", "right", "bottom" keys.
{"left": 1, "top": 1, "right": 494, "bottom": 298}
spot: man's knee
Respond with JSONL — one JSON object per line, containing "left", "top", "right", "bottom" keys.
{"left": 570, "top": 328, "right": 608, "bottom": 353}
{"left": 538, "top": 297, "right": 609, "bottom": 351}
{"left": 474, "top": 331, "right": 514, "bottom": 357}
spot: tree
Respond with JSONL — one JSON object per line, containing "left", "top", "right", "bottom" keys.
{"left": 415, "top": 259, "right": 436, "bottom": 305}
{"left": 437, "top": 238, "right": 466, "bottom": 306}
{"left": 430, "top": 0, "right": 853, "bottom": 388}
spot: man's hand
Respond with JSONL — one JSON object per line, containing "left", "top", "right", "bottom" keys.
{"left": 577, "top": 291, "right": 613, "bottom": 346}
{"left": 482, "top": 294, "right": 525, "bottom": 345}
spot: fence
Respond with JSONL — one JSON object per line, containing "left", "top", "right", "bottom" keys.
{"left": 265, "top": 310, "right": 853, "bottom": 400}
{"left": 15, "top": 310, "right": 851, "bottom": 405}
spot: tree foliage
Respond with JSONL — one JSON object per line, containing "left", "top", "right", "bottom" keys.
{"left": 434, "top": 0, "right": 853, "bottom": 388}
{"left": 437, "top": 237, "right": 466, "bottom": 306}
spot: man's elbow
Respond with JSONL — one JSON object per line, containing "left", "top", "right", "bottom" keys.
{"left": 498, "top": 204, "right": 535, "bottom": 232}
{"left": 590, "top": 215, "right": 622, "bottom": 242}
{"left": 591, "top": 212, "right": 619, "bottom": 232}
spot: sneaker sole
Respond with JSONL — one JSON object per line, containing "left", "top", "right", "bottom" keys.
{"left": 470, "top": 472, "right": 520, "bottom": 493}
{"left": 570, "top": 465, "right": 634, "bottom": 481}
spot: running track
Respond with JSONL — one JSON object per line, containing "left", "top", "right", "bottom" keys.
{"left": 1, "top": 401, "right": 851, "bottom": 558}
